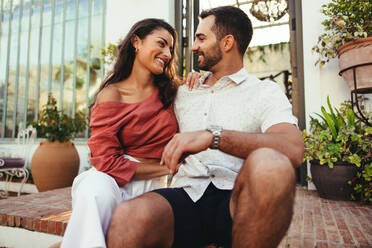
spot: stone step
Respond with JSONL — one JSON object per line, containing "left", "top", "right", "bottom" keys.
{"left": 0, "top": 186, "right": 372, "bottom": 247}
{"left": 0, "top": 187, "right": 71, "bottom": 237}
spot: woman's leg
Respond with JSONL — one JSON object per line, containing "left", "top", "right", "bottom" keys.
{"left": 61, "top": 169, "right": 123, "bottom": 248}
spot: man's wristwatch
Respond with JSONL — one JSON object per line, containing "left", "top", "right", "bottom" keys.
{"left": 206, "top": 125, "right": 223, "bottom": 149}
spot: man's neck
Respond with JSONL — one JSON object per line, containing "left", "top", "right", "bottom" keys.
{"left": 205, "top": 59, "right": 244, "bottom": 86}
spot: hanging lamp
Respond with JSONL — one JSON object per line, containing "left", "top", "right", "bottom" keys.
{"left": 250, "top": 0, "right": 288, "bottom": 22}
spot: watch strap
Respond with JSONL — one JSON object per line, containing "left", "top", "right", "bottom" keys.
{"left": 207, "top": 125, "right": 223, "bottom": 149}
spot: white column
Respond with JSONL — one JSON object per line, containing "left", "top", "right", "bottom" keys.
{"left": 301, "top": 0, "right": 350, "bottom": 129}
{"left": 106, "top": 0, "right": 175, "bottom": 46}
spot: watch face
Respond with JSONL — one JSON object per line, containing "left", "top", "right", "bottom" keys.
{"left": 212, "top": 130, "right": 220, "bottom": 135}
{"left": 208, "top": 125, "right": 222, "bottom": 133}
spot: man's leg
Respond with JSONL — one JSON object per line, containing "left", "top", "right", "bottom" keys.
{"left": 230, "top": 147, "right": 296, "bottom": 248}
{"left": 106, "top": 192, "right": 174, "bottom": 248}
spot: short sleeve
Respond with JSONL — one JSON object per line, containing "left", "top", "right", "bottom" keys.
{"left": 88, "top": 103, "right": 138, "bottom": 186}
{"left": 259, "top": 81, "right": 298, "bottom": 133}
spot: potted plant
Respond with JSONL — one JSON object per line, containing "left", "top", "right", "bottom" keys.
{"left": 303, "top": 97, "right": 372, "bottom": 202}
{"left": 30, "top": 94, "right": 86, "bottom": 192}
{"left": 312, "top": 0, "right": 372, "bottom": 90}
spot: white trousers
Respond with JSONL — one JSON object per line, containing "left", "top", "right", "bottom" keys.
{"left": 61, "top": 156, "right": 167, "bottom": 248}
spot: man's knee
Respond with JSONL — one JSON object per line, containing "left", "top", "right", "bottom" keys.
{"left": 108, "top": 194, "right": 154, "bottom": 236}
{"left": 235, "top": 148, "right": 295, "bottom": 199}
{"left": 242, "top": 148, "right": 294, "bottom": 181}
{"left": 107, "top": 192, "right": 174, "bottom": 248}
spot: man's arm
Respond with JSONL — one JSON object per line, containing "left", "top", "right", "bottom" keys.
{"left": 161, "top": 123, "right": 304, "bottom": 174}
{"left": 219, "top": 123, "right": 303, "bottom": 166}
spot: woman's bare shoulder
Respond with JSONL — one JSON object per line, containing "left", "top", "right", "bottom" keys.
{"left": 96, "top": 86, "right": 122, "bottom": 103}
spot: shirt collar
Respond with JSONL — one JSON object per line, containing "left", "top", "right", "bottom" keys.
{"left": 199, "top": 67, "right": 248, "bottom": 87}
{"left": 222, "top": 67, "right": 249, "bottom": 85}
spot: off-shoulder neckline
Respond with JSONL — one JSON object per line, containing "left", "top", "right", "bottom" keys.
{"left": 92, "top": 88, "right": 158, "bottom": 109}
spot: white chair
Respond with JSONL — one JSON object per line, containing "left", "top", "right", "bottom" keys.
{"left": 0, "top": 125, "right": 36, "bottom": 198}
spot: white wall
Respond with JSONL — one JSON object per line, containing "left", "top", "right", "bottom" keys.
{"left": 301, "top": 0, "right": 350, "bottom": 127}
{"left": 301, "top": 0, "right": 372, "bottom": 189}
{"left": 106, "top": 0, "right": 175, "bottom": 45}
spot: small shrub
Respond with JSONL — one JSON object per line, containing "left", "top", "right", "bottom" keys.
{"left": 31, "top": 94, "right": 87, "bottom": 143}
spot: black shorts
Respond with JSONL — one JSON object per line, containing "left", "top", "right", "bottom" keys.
{"left": 152, "top": 183, "right": 233, "bottom": 248}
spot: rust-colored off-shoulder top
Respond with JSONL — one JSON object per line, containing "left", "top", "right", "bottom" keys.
{"left": 87, "top": 89, "right": 178, "bottom": 186}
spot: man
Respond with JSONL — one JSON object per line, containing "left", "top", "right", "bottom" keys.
{"left": 107, "top": 6, "right": 303, "bottom": 248}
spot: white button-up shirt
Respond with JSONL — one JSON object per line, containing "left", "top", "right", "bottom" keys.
{"left": 171, "top": 68, "right": 298, "bottom": 202}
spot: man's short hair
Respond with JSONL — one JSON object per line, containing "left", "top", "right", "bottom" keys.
{"left": 200, "top": 6, "right": 253, "bottom": 56}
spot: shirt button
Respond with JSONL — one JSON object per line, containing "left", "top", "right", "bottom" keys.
{"left": 211, "top": 90, "right": 214, "bottom": 93}
{"left": 204, "top": 113, "right": 207, "bottom": 116}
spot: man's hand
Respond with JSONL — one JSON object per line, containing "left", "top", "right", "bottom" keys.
{"left": 161, "top": 130, "right": 213, "bottom": 174}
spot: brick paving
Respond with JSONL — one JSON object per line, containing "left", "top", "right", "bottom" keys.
{"left": 0, "top": 187, "right": 71, "bottom": 236}
{"left": 0, "top": 186, "right": 371, "bottom": 247}
{"left": 279, "top": 187, "right": 372, "bottom": 247}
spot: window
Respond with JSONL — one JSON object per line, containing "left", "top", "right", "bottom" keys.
{"left": 0, "top": 0, "right": 106, "bottom": 139}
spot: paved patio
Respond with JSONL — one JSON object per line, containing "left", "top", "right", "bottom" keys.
{"left": 281, "top": 187, "right": 372, "bottom": 248}
{"left": 0, "top": 186, "right": 371, "bottom": 247}
{"left": 0, "top": 187, "right": 71, "bottom": 236}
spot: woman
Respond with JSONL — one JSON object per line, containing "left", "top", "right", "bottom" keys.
{"left": 60, "top": 18, "right": 182, "bottom": 248}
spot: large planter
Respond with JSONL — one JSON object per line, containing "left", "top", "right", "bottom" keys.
{"left": 310, "top": 160, "right": 357, "bottom": 201}
{"left": 31, "top": 140, "right": 79, "bottom": 192}
{"left": 338, "top": 37, "right": 372, "bottom": 91}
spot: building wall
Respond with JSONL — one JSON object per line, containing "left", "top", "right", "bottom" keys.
{"left": 106, "top": 0, "right": 174, "bottom": 46}
{"left": 244, "top": 43, "right": 291, "bottom": 94}
{"left": 301, "top": 0, "right": 370, "bottom": 127}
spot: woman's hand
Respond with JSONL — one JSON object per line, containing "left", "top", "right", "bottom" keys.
{"left": 161, "top": 131, "right": 213, "bottom": 174}
{"left": 131, "top": 157, "right": 170, "bottom": 180}
{"left": 132, "top": 162, "right": 170, "bottom": 180}
{"left": 184, "top": 71, "right": 201, "bottom": 90}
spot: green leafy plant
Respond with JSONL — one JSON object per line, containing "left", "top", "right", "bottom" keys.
{"left": 303, "top": 97, "right": 372, "bottom": 203}
{"left": 31, "top": 94, "right": 87, "bottom": 142}
{"left": 101, "top": 39, "right": 122, "bottom": 66}
{"left": 352, "top": 163, "right": 372, "bottom": 203}
{"left": 312, "top": 0, "right": 372, "bottom": 66}
{"left": 351, "top": 127, "right": 372, "bottom": 204}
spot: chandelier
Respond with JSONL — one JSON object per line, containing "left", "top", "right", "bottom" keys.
{"left": 250, "top": 0, "right": 288, "bottom": 22}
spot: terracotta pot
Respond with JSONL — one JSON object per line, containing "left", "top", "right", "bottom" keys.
{"left": 310, "top": 160, "right": 357, "bottom": 201}
{"left": 338, "top": 37, "right": 372, "bottom": 91}
{"left": 31, "top": 140, "right": 79, "bottom": 192}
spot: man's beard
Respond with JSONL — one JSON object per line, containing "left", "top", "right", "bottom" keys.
{"left": 196, "top": 42, "right": 222, "bottom": 71}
